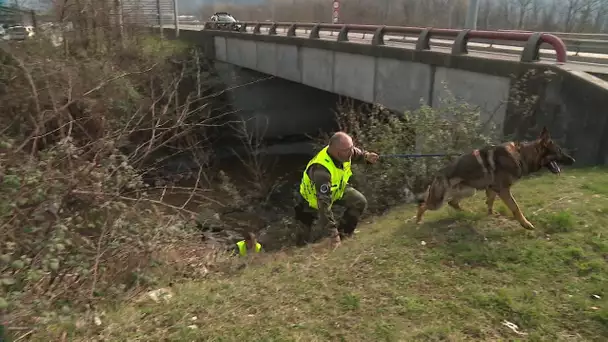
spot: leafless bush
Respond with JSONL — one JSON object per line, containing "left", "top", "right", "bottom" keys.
{"left": 0, "top": 23, "right": 242, "bottom": 336}
{"left": 39, "top": 0, "right": 168, "bottom": 54}
{"left": 226, "top": 118, "right": 289, "bottom": 204}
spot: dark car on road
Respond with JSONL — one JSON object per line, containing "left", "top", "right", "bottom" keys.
{"left": 209, "top": 12, "right": 242, "bottom": 31}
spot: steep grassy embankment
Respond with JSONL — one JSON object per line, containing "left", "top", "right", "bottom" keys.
{"left": 47, "top": 168, "right": 608, "bottom": 341}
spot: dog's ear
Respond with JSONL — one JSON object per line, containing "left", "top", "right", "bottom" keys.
{"left": 539, "top": 126, "right": 550, "bottom": 143}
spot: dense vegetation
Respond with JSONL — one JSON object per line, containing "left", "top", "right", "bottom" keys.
{"left": 0, "top": 25, "right": 503, "bottom": 338}
{"left": 3, "top": 2, "right": 607, "bottom": 340}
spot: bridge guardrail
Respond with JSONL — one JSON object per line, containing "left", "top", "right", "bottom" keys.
{"left": 498, "top": 29, "right": 608, "bottom": 41}
{"left": 200, "top": 22, "right": 577, "bottom": 64}
{"left": 458, "top": 35, "right": 608, "bottom": 56}
{"left": 560, "top": 38, "right": 608, "bottom": 55}
{"left": 384, "top": 36, "right": 608, "bottom": 57}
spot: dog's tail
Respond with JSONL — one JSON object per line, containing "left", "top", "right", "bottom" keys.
{"left": 417, "top": 175, "right": 449, "bottom": 211}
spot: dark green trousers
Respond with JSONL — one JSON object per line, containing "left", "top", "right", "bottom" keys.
{"left": 294, "top": 186, "right": 368, "bottom": 244}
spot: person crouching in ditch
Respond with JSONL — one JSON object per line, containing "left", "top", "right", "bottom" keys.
{"left": 294, "top": 131, "right": 379, "bottom": 249}
{"left": 232, "top": 232, "right": 263, "bottom": 257}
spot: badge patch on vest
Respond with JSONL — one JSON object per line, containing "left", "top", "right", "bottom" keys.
{"left": 320, "top": 184, "right": 330, "bottom": 194}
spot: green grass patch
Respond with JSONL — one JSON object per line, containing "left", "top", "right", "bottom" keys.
{"left": 35, "top": 167, "right": 608, "bottom": 341}
{"left": 138, "top": 35, "right": 189, "bottom": 59}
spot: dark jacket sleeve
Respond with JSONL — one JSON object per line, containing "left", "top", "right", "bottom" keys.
{"left": 351, "top": 147, "right": 369, "bottom": 164}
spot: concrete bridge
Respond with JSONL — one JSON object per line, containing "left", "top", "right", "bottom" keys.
{"left": 162, "top": 22, "right": 608, "bottom": 166}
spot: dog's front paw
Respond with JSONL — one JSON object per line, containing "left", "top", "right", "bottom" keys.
{"left": 520, "top": 219, "right": 535, "bottom": 230}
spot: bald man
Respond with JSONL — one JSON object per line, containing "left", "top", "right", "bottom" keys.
{"left": 296, "top": 132, "right": 379, "bottom": 248}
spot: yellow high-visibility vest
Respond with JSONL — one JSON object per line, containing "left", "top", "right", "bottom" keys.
{"left": 236, "top": 240, "right": 262, "bottom": 256}
{"left": 299, "top": 146, "right": 352, "bottom": 209}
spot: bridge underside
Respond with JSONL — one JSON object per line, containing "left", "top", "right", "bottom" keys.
{"left": 214, "top": 62, "right": 341, "bottom": 141}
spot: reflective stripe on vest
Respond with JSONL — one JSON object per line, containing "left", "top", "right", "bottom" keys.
{"left": 299, "top": 145, "right": 352, "bottom": 209}
{"left": 236, "top": 240, "right": 262, "bottom": 256}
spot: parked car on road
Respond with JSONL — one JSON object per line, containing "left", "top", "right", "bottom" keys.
{"left": 209, "top": 12, "right": 242, "bottom": 31}
{"left": 3, "top": 26, "right": 28, "bottom": 40}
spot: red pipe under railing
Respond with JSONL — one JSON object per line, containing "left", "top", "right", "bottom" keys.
{"left": 202, "top": 22, "right": 568, "bottom": 63}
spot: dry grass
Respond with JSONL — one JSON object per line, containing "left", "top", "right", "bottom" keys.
{"left": 32, "top": 167, "right": 608, "bottom": 341}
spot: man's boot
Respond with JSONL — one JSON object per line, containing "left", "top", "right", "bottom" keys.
{"left": 338, "top": 214, "right": 359, "bottom": 239}
{"left": 294, "top": 201, "right": 315, "bottom": 246}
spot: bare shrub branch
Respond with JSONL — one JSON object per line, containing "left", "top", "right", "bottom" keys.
{"left": 0, "top": 7, "right": 242, "bottom": 336}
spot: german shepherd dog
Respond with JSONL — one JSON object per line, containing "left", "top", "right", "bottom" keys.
{"left": 416, "top": 127, "right": 575, "bottom": 229}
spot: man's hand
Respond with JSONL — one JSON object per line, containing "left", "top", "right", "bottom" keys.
{"left": 364, "top": 152, "right": 379, "bottom": 164}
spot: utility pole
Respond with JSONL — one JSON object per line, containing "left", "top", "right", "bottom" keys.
{"left": 173, "top": 0, "right": 179, "bottom": 37}
{"left": 156, "top": 0, "right": 163, "bottom": 38}
{"left": 115, "top": 0, "right": 124, "bottom": 47}
{"left": 384, "top": 0, "right": 390, "bottom": 23}
{"left": 464, "top": 0, "right": 480, "bottom": 30}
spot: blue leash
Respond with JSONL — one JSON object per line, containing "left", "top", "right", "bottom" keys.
{"left": 380, "top": 153, "right": 462, "bottom": 158}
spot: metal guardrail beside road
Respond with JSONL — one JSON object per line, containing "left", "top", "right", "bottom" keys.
{"left": 497, "top": 30, "right": 608, "bottom": 56}
{"left": 185, "top": 21, "right": 608, "bottom": 65}
{"left": 498, "top": 29, "right": 608, "bottom": 40}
